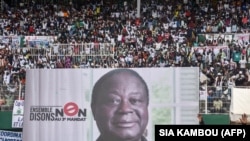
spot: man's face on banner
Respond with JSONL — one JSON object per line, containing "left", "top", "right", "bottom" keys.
{"left": 92, "top": 72, "right": 149, "bottom": 141}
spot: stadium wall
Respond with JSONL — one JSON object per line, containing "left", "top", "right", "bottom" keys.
{"left": 0, "top": 111, "right": 22, "bottom": 131}
{"left": 202, "top": 114, "right": 230, "bottom": 125}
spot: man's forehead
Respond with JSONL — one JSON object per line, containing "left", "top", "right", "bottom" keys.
{"left": 98, "top": 75, "right": 147, "bottom": 94}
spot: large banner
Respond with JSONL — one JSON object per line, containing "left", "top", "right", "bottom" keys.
{"left": 198, "top": 33, "right": 250, "bottom": 43}
{"left": 23, "top": 68, "right": 199, "bottom": 141}
{"left": 0, "top": 130, "right": 22, "bottom": 141}
{"left": 24, "top": 36, "right": 56, "bottom": 48}
{"left": 0, "top": 36, "right": 20, "bottom": 48}
{"left": 194, "top": 45, "right": 229, "bottom": 59}
{"left": 12, "top": 100, "right": 24, "bottom": 128}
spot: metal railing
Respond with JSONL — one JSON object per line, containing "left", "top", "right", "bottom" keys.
{"left": 18, "top": 43, "right": 115, "bottom": 68}
{"left": 0, "top": 83, "right": 24, "bottom": 111}
{"left": 199, "top": 86, "right": 232, "bottom": 114}
{"left": 27, "top": 43, "right": 115, "bottom": 56}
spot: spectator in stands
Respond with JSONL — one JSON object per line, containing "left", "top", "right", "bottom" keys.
{"left": 0, "top": 95, "right": 5, "bottom": 105}
{"left": 3, "top": 70, "right": 10, "bottom": 86}
{"left": 213, "top": 98, "right": 223, "bottom": 113}
{"left": 214, "top": 72, "right": 223, "bottom": 98}
{"left": 235, "top": 71, "right": 247, "bottom": 86}
{"left": 91, "top": 69, "right": 149, "bottom": 141}
{"left": 227, "top": 77, "right": 235, "bottom": 97}
{"left": 239, "top": 55, "right": 247, "bottom": 70}
{"left": 4, "top": 93, "right": 14, "bottom": 110}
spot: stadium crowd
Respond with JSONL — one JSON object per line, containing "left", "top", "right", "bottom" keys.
{"left": 0, "top": 0, "right": 250, "bottom": 113}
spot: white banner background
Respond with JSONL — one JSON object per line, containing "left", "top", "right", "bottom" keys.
{"left": 230, "top": 87, "right": 250, "bottom": 122}
{"left": 23, "top": 68, "right": 199, "bottom": 141}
